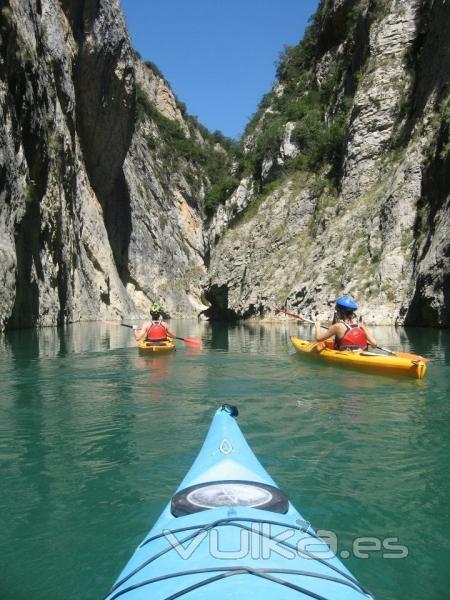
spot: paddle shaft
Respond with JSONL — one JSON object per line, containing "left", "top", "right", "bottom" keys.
{"left": 377, "top": 345, "right": 396, "bottom": 356}
{"left": 277, "top": 307, "right": 327, "bottom": 328}
{"left": 375, "top": 345, "right": 428, "bottom": 362}
{"left": 119, "top": 322, "right": 187, "bottom": 342}
{"left": 101, "top": 320, "right": 202, "bottom": 347}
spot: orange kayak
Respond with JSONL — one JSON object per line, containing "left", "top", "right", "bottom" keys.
{"left": 290, "top": 336, "right": 427, "bottom": 379}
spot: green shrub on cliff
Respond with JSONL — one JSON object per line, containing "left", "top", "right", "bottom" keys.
{"left": 238, "top": 1, "right": 361, "bottom": 198}
{"left": 241, "top": 116, "right": 284, "bottom": 181}
{"left": 144, "top": 60, "right": 165, "bottom": 81}
{"left": 204, "top": 176, "right": 240, "bottom": 215}
{"left": 135, "top": 83, "right": 237, "bottom": 211}
{"left": 276, "top": 14, "right": 320, "bottom": 82}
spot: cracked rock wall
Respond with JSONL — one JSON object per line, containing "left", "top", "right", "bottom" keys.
{"left": 206, "top": 0, "right": 450, "bottom": 326}
{"left": 0, "top": 0, "right": 212, "bottom": 329}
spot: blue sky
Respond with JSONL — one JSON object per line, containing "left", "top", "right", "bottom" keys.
{"left": 120, "top": 0, "right": 319, "bottom": 139}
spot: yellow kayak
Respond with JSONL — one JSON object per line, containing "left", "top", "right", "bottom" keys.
{"left": 290, "top": 336, "right": 427, "bottom": 379}
{"left": 137, "top": 338, "right": 175, "bottom": 353}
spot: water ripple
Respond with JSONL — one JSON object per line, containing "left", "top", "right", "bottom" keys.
{"left": 0, "top": 323, "right": 449, "bottom": 599}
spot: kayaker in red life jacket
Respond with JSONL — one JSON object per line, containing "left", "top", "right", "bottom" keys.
{"left": 133, "top": 304, "right": 176, "bottom": 343}
{"left": 314, "top": 296, "right": 378, "bottom": 351}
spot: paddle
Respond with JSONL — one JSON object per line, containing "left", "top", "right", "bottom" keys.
{"left": 101, "top": 320, "right": 203, "bottom": 347}
{"left": 275, "top": 307, "right": 428, "bottom": 362}
{"left": 276, "top": 306, "right": 318, "bottom": 325}
{"left": 372, "top": 345, "right": 428, "bottom": 362}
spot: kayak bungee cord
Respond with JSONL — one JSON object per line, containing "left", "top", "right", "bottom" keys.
{"left": 139, "top": 515, "right": 322, "bottom": 548}
{"left": 106, "top": 566, "right": 371, "bottom": 600}
{"left": 229, "top": 520, "right": 368, "bottom": 592}
{"left": 107, "top": 517, "right": 370, "bottom": 598}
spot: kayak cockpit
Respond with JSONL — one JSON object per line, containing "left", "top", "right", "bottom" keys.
{"left": 171, "top": 479, "right": 289, "bottom": 516}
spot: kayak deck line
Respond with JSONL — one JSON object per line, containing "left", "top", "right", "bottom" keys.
{"left": 105, "top": 405, "right": 374, "bottom": 599}
{"left": 106, "top": 566, "right": 370, "bottom": 600}
{"left": 111, "top": 518, "right": 366, "bottom": 595}
{"left": 139, "top": 516, "right": 321, "bottom": 548}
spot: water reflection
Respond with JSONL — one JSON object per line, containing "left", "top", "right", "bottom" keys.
{"left": 0, "top": 321, "right": 449, "bottom": 599}
{"left": 1, "top": 320, "right": 445, "bottom": 361}
{"left": 209, "top": 321, "right": 230, "bottom": 350}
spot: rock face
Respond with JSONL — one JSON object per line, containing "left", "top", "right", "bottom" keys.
{"left": 206, "top": 0, "right": 450, "bottom": 327}
{"left": 122, "top": 60, "right": 211, "bottom": 317}
{"left": 0, "top": 0, "right": 448, "bottom": 330}
{"left": 0, "top": 0, "right": 215, "bottom": 329}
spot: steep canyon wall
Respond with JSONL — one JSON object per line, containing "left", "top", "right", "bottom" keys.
{"left": 0, "top": 0, "right": 448, "bottom": 329}
{"left": 0, "top": 0, "right": 215, "bottom": 329}
{"left": 206, "top": 0, "right": 449, "bottom": 326}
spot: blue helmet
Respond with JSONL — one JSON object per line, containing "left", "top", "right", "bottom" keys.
{"left": 336, "top": 295, "right": 358, "bottom": 310}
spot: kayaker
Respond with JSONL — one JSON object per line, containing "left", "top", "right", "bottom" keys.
{"left": 133, "top": 304, "right": 176, "bottom": 342}
{"left": 315, "top": 296, "right": 378, "bottom": 351}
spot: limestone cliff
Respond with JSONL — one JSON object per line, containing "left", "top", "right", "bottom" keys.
{"left": 206, "top": 0, "right": 449, "bottom": 327}
{"left": 1, "top": 0, "right": 448, "bottom": 330}
{"left": 0, "top": 0, "right": 227, "bottom": 329}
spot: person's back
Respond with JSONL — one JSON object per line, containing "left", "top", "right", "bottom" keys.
{"left": 133, "top": 304, "right": 176, "bottom": 343}
{"left": 334, "top": 317, "right": 368, "bottom": 350}
{"left": 146, "top": 317, "right": 169, "bottom": 341}
{"left": 315, "top": 296, "right": 377, "bottom": 351}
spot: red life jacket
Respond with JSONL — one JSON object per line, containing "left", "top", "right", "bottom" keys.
{"left": 146, "top": 322, "right": 168, "bottom": 341}
{"left": 336, "top": 322, "right": 368, "bottom": 350}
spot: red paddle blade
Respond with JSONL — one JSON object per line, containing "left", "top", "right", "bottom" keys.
{"left": 182, "top": 337, "right": 203, "bottom": 347}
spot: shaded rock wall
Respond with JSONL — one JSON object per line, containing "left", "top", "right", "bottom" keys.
{"left": 0, "top": 0, "right": 212, "bottom": 329}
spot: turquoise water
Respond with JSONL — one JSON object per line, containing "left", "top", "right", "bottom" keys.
{"left": 0, "top": 321, "right": 449, "bottom": 600}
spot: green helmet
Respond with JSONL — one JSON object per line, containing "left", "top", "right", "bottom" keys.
{"left": 150, "top": 303, "right": 161, "bottom": 320}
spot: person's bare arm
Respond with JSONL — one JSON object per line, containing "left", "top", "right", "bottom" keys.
{"left": 161, "top": 322, "right": 176, "bottom": 339}
{"left": 362, "top": 326, "right": 378, "bottom": 347}
{"left": 315, "top": 322, "right": 339, "bottom": 342}
{"left": 134, "top": 322, "right": 150, "bottom": 341}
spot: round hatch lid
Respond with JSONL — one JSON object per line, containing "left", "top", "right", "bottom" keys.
{"left": 171, "top": 479, "right": 288, "bottom": 516}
